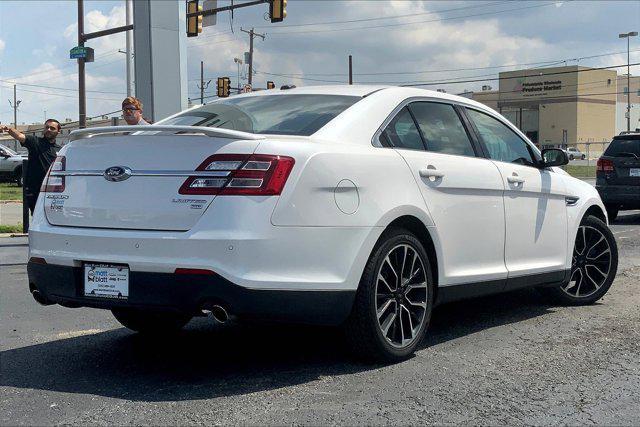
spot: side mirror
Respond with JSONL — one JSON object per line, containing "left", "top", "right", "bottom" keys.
{"left": 540, "top": 148, "right": 568, "bottom": 168}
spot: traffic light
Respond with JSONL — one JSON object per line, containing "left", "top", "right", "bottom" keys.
{"left": 269, "top": 0, "right": 287, "bottom": 23}
{"left": 187, "top": 0, "right": 203, "bottom": 37}
{"left": 217, "top": 77, "right": 231, "bottom": 97}
{"left": 267, "top": 81, "right": 276, "bottom": 89}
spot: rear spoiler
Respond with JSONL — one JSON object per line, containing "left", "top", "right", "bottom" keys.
{"left": 69, "top": 125, "right": 265, "bottom": 142}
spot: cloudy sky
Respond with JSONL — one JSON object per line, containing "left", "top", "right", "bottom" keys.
{"left": 0, "top": 0, "right": 639, "bottom": 126}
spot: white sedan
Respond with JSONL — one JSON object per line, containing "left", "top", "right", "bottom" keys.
{"left": 27, "top": 85, "right": 618, "bottom": 361}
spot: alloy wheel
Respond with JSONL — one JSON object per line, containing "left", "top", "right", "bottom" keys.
{"left": 564, "top": 225, "right": 612, "bottom": 298}
{"left": 375, "top": 244, "right": 428, "bottom": 348}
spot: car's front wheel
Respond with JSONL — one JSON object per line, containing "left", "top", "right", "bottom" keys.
{"left": 112, "top": 308, "right": 192, "bottom": 334}
{"left": 540, "top": 215, "right": 618, "bottom": 305}
{"left": 344, "top": 227, "right": 434, "bottom": 362}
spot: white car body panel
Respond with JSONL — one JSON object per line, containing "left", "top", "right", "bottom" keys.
{"left": 29, "top": 85, "right": 608, "bottom": 304}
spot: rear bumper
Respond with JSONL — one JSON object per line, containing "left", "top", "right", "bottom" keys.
{"left": 596, "top": 184, "right": 640, "bottom": 208}
{"left": 27, "top": 261, "right": 356, "bottom": 326}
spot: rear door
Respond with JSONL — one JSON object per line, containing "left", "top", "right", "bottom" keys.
{"left": 43, "top": 135, "right": 260, "bottom": 231}
{"left": 380, "top": 101, "right": 507, "bottom": 286}
{"left": 464, "top": 107, "right": 568, "bottom": 278}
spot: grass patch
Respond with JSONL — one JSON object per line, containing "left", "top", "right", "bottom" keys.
{"left": 0, "top": 183, "right": 23, "bottom": 201}
{"left": 0, "top": 224, "right": 23, "bottom": 234}
{"left": 563, "top": 164, "right": 596, "bottom": 178}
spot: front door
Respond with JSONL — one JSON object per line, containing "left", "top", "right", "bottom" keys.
{"left": 378, "top": 102, "right": 507, "bottom": 286}
{"left": 465, "top": 108, "right": 568, "bottom": 279}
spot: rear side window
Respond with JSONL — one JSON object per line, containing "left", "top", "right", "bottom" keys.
{"left": 409, "top": 102, "right": 475, "bottom": 157}
{"left": 158, "top": 94, "right": 360, "bottom": 136}
{"left": 604, "top": 139, "right": 640, "bottom": 157}
{"left": 466, "top": 108, "right": 536, "bottom": 166}
{"left": 379, "top": 107, "right": 425, "bottom": 151}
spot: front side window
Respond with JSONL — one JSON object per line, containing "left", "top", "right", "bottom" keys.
{"left": 466, "top": 108, "right": 536, "bottom": 166}
{"left": 379, "top": 107, "right": 425, "bottom": 151}
{"left": 409, "top": 102, "right": 475, "bottom": 157}
{"left": 157, "top": 94, "right": 360, "bottom": 136}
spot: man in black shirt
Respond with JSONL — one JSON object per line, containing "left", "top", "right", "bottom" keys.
{"left": 1, "top": 119, "right": 61, "bottom": 213}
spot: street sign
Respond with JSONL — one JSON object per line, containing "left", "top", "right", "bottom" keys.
{"left": 203, "top": 0, "right": 217, "bottom": 27}
{"left": 69, "top": 46, "right": 95, "bottom": 62}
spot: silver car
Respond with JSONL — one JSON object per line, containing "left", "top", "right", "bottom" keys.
{"left": 0, "top": 144, "right": 27, "bottom": 186}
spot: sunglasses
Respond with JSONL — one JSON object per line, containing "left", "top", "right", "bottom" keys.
{"left": 122, "top": 107, "right": 139, "bottom": 113}
{"left": 45, "top": 125, "right": 59, "bottom": 131}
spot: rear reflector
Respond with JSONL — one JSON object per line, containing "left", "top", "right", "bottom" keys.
{"left": 179, "top": 154, "right": 294, "bottom": 196}
{"left": 41, "top": 156, "right": 66, "bottom": 193}
{"left": 596, "top": 158, "right": 614, "bottom": 172}
{"left": 175, "top": 268, "right": 215, "bottom": 275}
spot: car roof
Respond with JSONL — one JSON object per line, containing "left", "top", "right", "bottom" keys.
{"left": 613, "top": 133, "right": 640, "bottom": 140}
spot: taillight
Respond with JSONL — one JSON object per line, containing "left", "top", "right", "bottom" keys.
{"left": 179, "top": 154, "right": 295, "bottom": 196}
{"left": 41, "top": 156, "right": 66, "bottom": 192}
{"left": 596, "top": 158, "right": 614, "bottom": 172}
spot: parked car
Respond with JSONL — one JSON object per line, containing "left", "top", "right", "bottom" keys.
{"left": 0, "top": 144, "right": 27, "bottom": 186}
{"left": 566, "top": 146, "right": 586, "bottom": 160}
{"left": 27, "top": 86, "right": 618, "bottom": 362}
{"left": 596, "top": 133, "right": 640, "bottom": 221}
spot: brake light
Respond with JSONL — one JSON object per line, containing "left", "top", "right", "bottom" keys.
{"left": 179, "top": 154, "right": 295, "bottom": 196}
{"left": 596, "top": 158, "right": 614, "bottom": 172}
{"left": 41, "top": 156, "right": 66, "bottom": 192}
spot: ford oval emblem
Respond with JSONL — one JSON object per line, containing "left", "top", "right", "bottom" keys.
{"left": 104, "top": 166, "right": 132, "bottom": 182}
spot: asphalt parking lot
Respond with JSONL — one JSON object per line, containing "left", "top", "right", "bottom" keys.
{"left": 1, "top": 211, "right": 639, "bottom": 425}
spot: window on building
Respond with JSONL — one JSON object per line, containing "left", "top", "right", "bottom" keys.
{"left": 466, "top": 108, "right": 537, "bottom": 167}
{"left": 624, "top": 86, "right": 629, "bottom": 94}
{"left": 379, "top": 107, "right": 425, "bottom": 151}
{"left": 408, "top": 102, "right": 476, "bottom": 157}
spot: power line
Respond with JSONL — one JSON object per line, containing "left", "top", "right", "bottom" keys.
{"left": 266, "top": 1, "right": 564, "bottom": 35}
{"left": 267, "top": 49, "right": 640, "bottom": 78}
{"left": 0, "top": 79, "right": 126, "bottom": 95}
{"left": 252, "top": 0, "right": 510, "bottom": 29}
{"left": 256, "top": 62, "right": 639, "bottom": 87}
{"left": 0, "top": 84, "right": 123, "bottom": 101}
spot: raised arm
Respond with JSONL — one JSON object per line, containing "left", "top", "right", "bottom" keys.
{"left": 0, "top": 125, "right": 27, "bottom": 145}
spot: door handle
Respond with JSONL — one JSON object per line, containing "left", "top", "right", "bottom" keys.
{"left": 507, "top": 174, "right": 525, "bottom": 184}
{"left": 419, "top": 168, "right": 445, "bottom": 179}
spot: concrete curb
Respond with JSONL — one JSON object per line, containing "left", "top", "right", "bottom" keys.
{"left": 0, "top": 200, "right": 22, "bottom": 204}
{"left": 0, "top": 233, "right": 27, "bottom": 238}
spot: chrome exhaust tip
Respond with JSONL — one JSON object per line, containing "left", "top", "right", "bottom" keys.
{"left": 202, "top": 305, "right": 229, "bottom": 324}
{"left": 31, "top": 289, "right": 54, "bottom": 306}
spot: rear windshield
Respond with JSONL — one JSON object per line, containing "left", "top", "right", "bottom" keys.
{"left": 604, "top": 138, "right": 640, "bottom": 157}
{"left": 158, "top": 94, "right": 360, "bottom": 136}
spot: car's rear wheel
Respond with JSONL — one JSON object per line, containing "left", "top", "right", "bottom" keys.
{"left": 605, "top": 204, "right": 619, "bottom": 222}
{"left": 344, "top": 227, "right": 434, "bottom": 362}
{"left": 111, "top": 308, "right": 192, "bottom": 334}
{"left": 14, "top": 168, "right": 23, "bottom": 187}
{"left": 540, "top": 215, "right": 618, "bottom": 305}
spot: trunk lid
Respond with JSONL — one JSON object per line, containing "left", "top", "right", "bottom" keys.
{"left": 600, "top": 138, "right": 640, "bottom": 186}
{"left": 44, "top": 134, "right": 261, "bottom": 231}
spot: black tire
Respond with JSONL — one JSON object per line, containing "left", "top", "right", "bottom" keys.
{"left": 569, "top": 154, "right": 574, "bottom": 160}
{"left": 539, "top": 215, "right": 618, "bottom": 306}
{"left": 344, "top": 227, "right": 434, "bottom": 363}
{"left": 605, "top": 205, "right": 619, "bottom": 222}
{"left": 111, "top": 308, "right": 192, "bottom": 334}
{"left": 581, "top": 154, "right": 586, "bottom": 160}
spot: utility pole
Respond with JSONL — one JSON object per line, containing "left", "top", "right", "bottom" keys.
{"left": 619, "top": 31, "right": 638, "bottom": 132}
{"left": 241, "top": 28, "right": 265, "bottom": 86}
{"left": 125, "top": 0, "right": 133, "bottom": 97}
{"left": 197, "top": 61, "right": 211, "bottom": 104}
{"left": 8, "top": 85, "right": 22, "bottom": 128}
{"left": 77, "top": 0, "right": 86, "bottom": 128}
{"left": 349, "top": 55, "right": 353, "bottom": 85}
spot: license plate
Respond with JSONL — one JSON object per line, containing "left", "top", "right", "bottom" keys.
{"left": 84, "top": 263, "right": 129, "bottom": 300}
{"left": 630, "top": 168, "right": 640, "bottom": 177}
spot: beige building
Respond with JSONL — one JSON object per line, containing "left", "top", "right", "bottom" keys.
{"left": 468, "top": 65, "right": 632, "bottom": 154}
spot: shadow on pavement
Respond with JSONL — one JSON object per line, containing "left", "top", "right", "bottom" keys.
{"left": 1, "top": 288, "right": 553, "bottom": 402}
{"left": 612, "top": 211, "right": 640, "bottom": 225}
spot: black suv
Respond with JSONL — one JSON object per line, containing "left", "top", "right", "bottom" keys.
{"left": 596, "top": 133, "right": 640, "bottom": 221}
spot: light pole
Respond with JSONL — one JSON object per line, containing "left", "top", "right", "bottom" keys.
{"left": 619, "top": 31, "right": 638, "bottom": 132}
{"left": 234, "top": 57, "right": 243, "bottom": 94}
